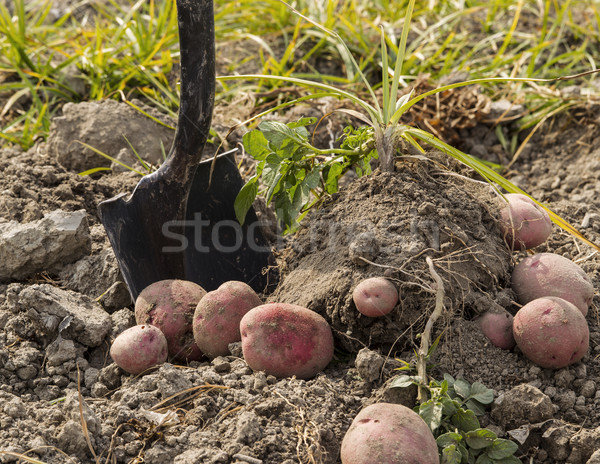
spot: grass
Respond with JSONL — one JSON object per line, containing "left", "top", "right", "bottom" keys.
{"left": 1, "top": 0, "right": 599, "bottom": 150}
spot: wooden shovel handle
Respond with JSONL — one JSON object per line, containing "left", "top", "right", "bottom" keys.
{"left": 162, "top": 0, "right": 215, "bottom": 181}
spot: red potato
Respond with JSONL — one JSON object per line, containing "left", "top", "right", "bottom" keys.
{"left": 513, "top": 296, "right": 589, "bottom": 369}
{"left": 475, "top": 308, "right": 516, "bottom": 350}
{"left": 499, "top": 193, "right": 552, "bottom": 250}
{"left": 511, "top": 252, "right": 594, "bottom": 317}
{"left": 193, "top": 281, "right": 262, "bottom": 358}
{"left": 240, "top": 303, "right": 334, "bottom": 380}
{"left": 110, "top": 325, "right": 168, "bottom": 375}
{"left": 341, "top": 402, "right": 439, "bottom": 464}
{"left": 135, "top": 279, "right": 206, "bottom": 362}
{"left": 352, "top": 277, "right": 398, "bottom": 317}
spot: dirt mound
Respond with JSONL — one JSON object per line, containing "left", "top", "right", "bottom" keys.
{"left": 271, "top": 152, "right": 512, "bottom": 354}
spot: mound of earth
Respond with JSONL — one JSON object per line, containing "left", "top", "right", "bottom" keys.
{"left": 271, "top": 152, "right": 512, "bottom": 354}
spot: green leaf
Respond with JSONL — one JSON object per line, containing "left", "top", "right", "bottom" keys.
{"left": 474, "top": 455, "right": 495, "bottom": 464}
{"left": 243, "top": 130, "right": 271, "bottom": 160}
{"left": 259, "top": 120, "right": 305, "bottom": 148}
{"left": 234, "top": 177, "right": 258, "bottom": 225}
{"left": 470, "top": 383, "right": 495, "bottom": 405}
{"left": 388, "top": 374, "right": 421, "bottom": 389}
{"left": 419, "top": 400, "right": 444, "bottom": 432}
{"left": 440, "top": 396, "right": 458, "bottom": 417}
{"left": 441, "top": 444, "right": 462, "bottom": 464}
{"left": 305, "top": 168, "right": 321, "bottom": 190}
{"left": 487, "top": 439, "right": 519, "bottom": 460}
{"left": 451, "top": 408, "right": 480, "bottom": 432}
{"left": 437, "top": 432, "right": 463, "bottom": 448}
{"left": 325, "top": 162, "right": 344, "bottom": 194}
{"left": 465, "top": 399, "right": 487, "bottom": 417}
{"left": 288, "top": 116, "right": 317, "bottom": 128}
{"left": 444, "top": 373, "right": 456, "bottom": 387}
{"left": 453, "top": 379, "right": 471, "bottom": 399}
{"left": 492, "top": 456, "right": 522, "bottom": 464}
{"left": 465, "top": 429, "right": 497, "bottom": 450}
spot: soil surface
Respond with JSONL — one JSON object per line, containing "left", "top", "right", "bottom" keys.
{"left": 0, "top": 80, "right": 600, "bottom": 464}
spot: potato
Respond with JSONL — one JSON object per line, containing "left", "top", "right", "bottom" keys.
{"left": 511, "top": 252, "right": 594, "bottom": 317}
{"left": 135, "top": 279, "right": 206, "bottom": 362}
{"left": 340, "top": 402, "right": 439, "bottom": 464}
{"left": 499, "top": 193, "right": 552, "bottom": 250}
{"left": 352, "top": 277, "right": 398, "bottom": 317}
{"left": 475, "top": 308, "right": 516, "bottom": 350}
{"left": 240, "top": 303, "right": 334, "bottom": 380}
{"left": 110, "top": 325, "right": 168, "bottom": 375}
{"left": 193, "top": 281, "right": 262, "bottom": 358}
{"left": 513, "top": 296, "right": 589, "bottom": 369}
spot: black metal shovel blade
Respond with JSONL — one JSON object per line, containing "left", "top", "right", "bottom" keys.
{"left": 184, "top": 152, "right": 272, "bottom": 292}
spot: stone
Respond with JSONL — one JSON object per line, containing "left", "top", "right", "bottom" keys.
{"left": 0, "top": 210, "right": 90, "bottom": 280}
{"left": 491, "top": 383, "right": 554, "bottom": 429}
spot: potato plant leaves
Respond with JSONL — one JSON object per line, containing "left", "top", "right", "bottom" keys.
{"left": 234, "top": 119, "right": 377, "bottom": 232}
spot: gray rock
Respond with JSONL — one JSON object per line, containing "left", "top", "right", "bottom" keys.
{"left": 491, "top": 383, "right": 554, "bottom": 429}
{"left": 355, "top": 348, "right": 384, "bottom": 382}
{"left": 0, "top": 210, "right": 90, "bottom": 280}
{"left": 48, "top": 99, "right": 174, "bottom": 172}
{"left": 7, "top": 283, "right": 111, "bottom": 347}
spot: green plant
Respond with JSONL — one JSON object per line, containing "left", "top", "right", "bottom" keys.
{"left": 390, "top": 373, "right": 520, "bottom": 464}
{"left": 228, "top": 0, "right": 600, "bottom": 252}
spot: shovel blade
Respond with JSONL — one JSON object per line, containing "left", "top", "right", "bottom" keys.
{"left": 184, "top": 152, "right": 272, "bottom": 292}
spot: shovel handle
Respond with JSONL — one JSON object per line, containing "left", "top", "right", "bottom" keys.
{"left": 162, "top": 0, "right": 215, "bottom": 181}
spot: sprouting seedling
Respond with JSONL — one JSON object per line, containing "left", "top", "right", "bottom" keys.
{"left": 223, "top": 0, "right": 600, "bottom": 251}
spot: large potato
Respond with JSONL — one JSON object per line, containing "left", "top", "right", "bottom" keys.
{"left": 499, "top": 193, "right": 552, "bottom": 250}
{"left": 511, "top": 252, "right": 594, "bottom": 317}
{"left": 341, "top": 402, "right": 439, "bottom": 464}
{"left": 240, "top": 303, "right": 334, "bottom": 380}
{"left": 193, "top": 281, "right": 262, "bottom": 358}
{"left": 352, "top": 277, "right": 398, "bottom": 317}
{"left": 513, "top": 296, "right": 589, "bottom": 369}
{"left": 110, "top": 325, "right": 168, "bottom": 375}
{"left": 475, "top": 308, "right": 516, "bottom": 350}
{"left": 135, "top": 279, "right": 206, "bottom": 362}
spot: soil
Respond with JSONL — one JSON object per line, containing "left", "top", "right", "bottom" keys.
{"left": 1, "top": 80, "right": 600, "bottom": 464}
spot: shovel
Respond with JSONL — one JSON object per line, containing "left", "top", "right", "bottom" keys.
{"left": 98, "top": 0, "right": 272, "bottom": 301}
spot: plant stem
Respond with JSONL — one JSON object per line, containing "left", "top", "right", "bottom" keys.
{"left": 417, "top": 257, "right": 445, "bottom": 401}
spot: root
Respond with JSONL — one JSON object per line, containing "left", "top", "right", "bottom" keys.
{"left": 417, "top": 257, "right": 446, "bottom": 401}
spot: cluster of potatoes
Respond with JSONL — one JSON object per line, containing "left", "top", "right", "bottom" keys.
{"left": 476, "top": 193, "right": 594, "bottom": 369}
{"left": 110, "top": 280, "right": 334, "bottom": 379}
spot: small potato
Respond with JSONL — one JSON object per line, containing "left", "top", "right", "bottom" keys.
{"left": 352, "top": 277, "right": 398, "bottom": 317}
{"left": 341, "top": 402, "right": 439, "bottom": 464}
{"left": 240, "top": 303, "right": 334, "bottom": 380}
{"left": 499, "top": 193, "right": 552, "bottom": 250}
{"left": 110, "top": 325, "right": 168, "bottom": 375}
{"left": 135, "top": 279, "right": 206, "bottom": 362}
{"left": 511, "top": 252, "right": 594, "bottom": 317}
{"left": 193, "top": 281, "right": 262, "bottom": 358}
{"left": 475, "top": 308, "right": 516, "bottom": 350}
{"left": 513, "top": 296, "right": 589, "bottom": 369}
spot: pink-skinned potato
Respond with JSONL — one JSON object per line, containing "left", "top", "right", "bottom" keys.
{"left": 240, "top": 303, "right": 334, "bottom": 380}
{"left": 475, "top": 308, "right": 516, "bottom": 350}
{"left": 193, "top": 281, "right": 262, "bottom": 358}
{"left": 341, "top": 402, "right": 439, "bottom": 464}
{"left": 512, "top": 252, "right": 594, "bottom": 317}
{"left": 135, "top": 279, "right": 206, "bottom": 362}
{"left": 110, "top": 325, "right": 168, "bottom": 375}
{"left": 352, "top": 277, "right": 398, "bottom": 317}
{"left": 499, "top": 193, "right": 552, "bottom": 250}
{"left": 513, "top": 296, "right": 589, "bottom": 369}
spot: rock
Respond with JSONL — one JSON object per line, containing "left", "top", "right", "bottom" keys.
{"left": 7, "top": 283, "right": 111, "bottom": 347}
{"left": 491, "top": 383, "right": 554, "bottom": 429}
{"left": 0, "top": 210, "right": 90, "bottom": 280}
{"left": 48, "top": 100, "right": 174, "bottom": 172}
{"left": 588, "top": 449, "right": 600, "bottom": 464}
{"left": 59, "top": 248, "right": 129, "bottom": 305}
{"left": 355, "top": 348, "right": 384, "bottom": 382}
